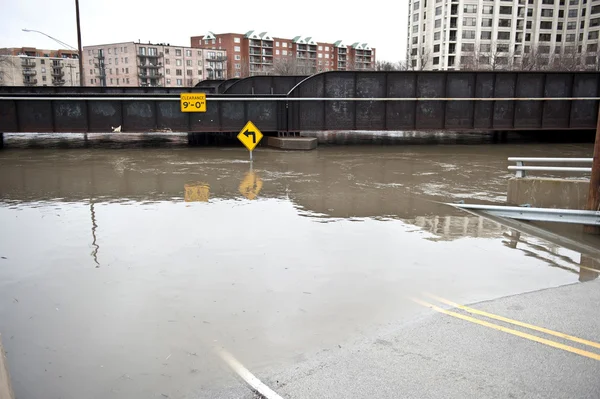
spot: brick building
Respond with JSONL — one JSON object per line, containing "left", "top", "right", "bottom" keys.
{"left": 82, "top": 41, "right": 227, "bottom": 87}
{"left": 0, "top": 47, "right": 80, "bottom": 86}
{"left": 190, "top": 31, "right": 376, "bottom": 78}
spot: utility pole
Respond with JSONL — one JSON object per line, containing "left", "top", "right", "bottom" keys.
{"left": 75, "top": 0, "right": 84, "bottom": 86}
{"left": 584, "top": 105, "right": 600, "bottom": 234}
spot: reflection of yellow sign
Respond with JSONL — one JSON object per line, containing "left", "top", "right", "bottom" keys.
{"left": 237, "top": 121, "right": 263, "bottom": 151}
{"left": 239, "top": 171, "right": 263, "bottom": 200}
{"left": 184, "top": 183, "right": 210, "bottom": 202}
{"left": 180, "top": 93, "right": 206, "bottom": 112}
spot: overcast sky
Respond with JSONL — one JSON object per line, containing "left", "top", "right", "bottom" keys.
{"left": 0, "top": 0, "right": 408, "bottom": 61}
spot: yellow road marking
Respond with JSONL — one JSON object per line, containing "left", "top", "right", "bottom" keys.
{"left": 424, "top": 293, "right": 600, "bottom": 350}
{"left": 410, "top": 297, "right": 600, "bottom": 361}
{"left": 579, "top": 264, "right": 600, "bottom": 274}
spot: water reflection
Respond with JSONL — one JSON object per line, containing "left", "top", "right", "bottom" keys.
{"left": 1, "top": 141, "right": 600, "bottom": 399}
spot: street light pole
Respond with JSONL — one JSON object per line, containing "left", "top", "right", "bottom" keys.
{"left": 75, "top": 0, "right": 84, "bottom": 86}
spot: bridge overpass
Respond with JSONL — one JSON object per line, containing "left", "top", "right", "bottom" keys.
{"left": 1, "top": 71, "right": 599, "bottom": 137}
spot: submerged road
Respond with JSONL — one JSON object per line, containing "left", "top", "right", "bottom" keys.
{"left": 0, "top": 134, "right": 598, "bottom": 398}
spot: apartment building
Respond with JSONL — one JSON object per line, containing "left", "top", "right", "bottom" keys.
{"left": 407, "top": 0, "right": 600, "bottom": 70}
{"left": 82, "top": 42, "right": 227, "bottom": 87}
{"left": 0, "top": 47, "right": 80, "bottom": 86}
{"left": 190, "top": 31, "right": 376, "bottom": 78}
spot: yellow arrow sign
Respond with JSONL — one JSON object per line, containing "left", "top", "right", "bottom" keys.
{"left": 237, "top": 121, "right": 263, "bottom": 152}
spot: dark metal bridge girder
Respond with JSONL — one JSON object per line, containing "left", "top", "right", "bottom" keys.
{"left": 0, "top": 71, "right": 599, "bottom": 134}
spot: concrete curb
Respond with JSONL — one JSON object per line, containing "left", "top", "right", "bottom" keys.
{"left": 0, "top": 335, "right": 14, "bottom": 399}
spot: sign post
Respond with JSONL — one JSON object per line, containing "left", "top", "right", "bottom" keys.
{"left": 237, "top": 121, "right": 263, "bottom": 162}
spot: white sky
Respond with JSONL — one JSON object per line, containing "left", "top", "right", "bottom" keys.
{"left": 0, "top": 0, "right": 408, "bottom": 62}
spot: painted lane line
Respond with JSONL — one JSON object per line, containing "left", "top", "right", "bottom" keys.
{"left": 424, "top": 293, "right": 600, "bottom": 350}
{"left": 410, "top": 297, "right": 600, "bottom": 361}
{"left": 214, "top": 346, "right": 284, "bottom": 399}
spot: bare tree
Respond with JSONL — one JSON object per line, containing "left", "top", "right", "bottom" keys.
{"left": 272, "top": 57, "right": 315, "bottom": 75}
{"left": 375, "top": 60, "right": 409, "bottom": 71}
{"left": 0, "top": 55, "right": 17, "bottom": 86}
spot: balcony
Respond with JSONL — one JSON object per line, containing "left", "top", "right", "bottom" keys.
{"left": 262, "top": 49, "right": 273, "bottom": 56}
{"left": 52, "top": 71, "right": 65, "bottom": 77}
{"left": 138, "top": 72, "right": 163, "bottom": 79}
{"left": 52, "top": 62, "right": 63, "bottom": 68}
{"left": 22, "top": 69, "right": 37, "bottom": 76}
{"left": 206, "top": 55, "right": 227, "bottom": 62}
{"left": 21, "top": 59, "right": 36, "bottom": 68}
{"left": 23, "top": 78, "right": 37, "bottom": 85}
{"left": 250, "top": 56, "right": 262, "bottom": 64}
{"left": 249, "top": 40, "right": 261, "bottom": 47}
{"left": 52, "top": 78, "right": 66, "bottom": 86}
{"left": 308, "top": 46, "right": 317, "bottom": 52}
{"left": 250, "top": 49, "right": 261, "bottom": 55}
{"left": 262, "top": 42, "right": 273, "bottom": 48}
{"left": 138, "top": 52, "right": 163, "bottom": 58}
{"left": 141, "top": 62, "right": 162, "bottom": 68}
{"left": 338, "top": 49, "right": 347, "bottom": 54}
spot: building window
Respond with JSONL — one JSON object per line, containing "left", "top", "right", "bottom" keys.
{"left": 541, "top": 9, "right": 553, "bottom": 17}
{"left": 463, "top": 30, "right": 476, "bottom": 39}
{"left": 325, "top": 53, "right": 330, "bottom": 59}
{"left": 126, "top": 78, "right": 129, "bottom": 83}
{"left": 318, "top": 45, "right": 322, "bottom": 51}
{"left": 481, "top": 31, "right": 492, "bottom": 40}
{"left": 234, "top": 55, "right": 241, "bottom": 60}
{"left": 412, "top": 25, "right": 419, "bottom": 33}
{"left": 124, "top": 57, "right": 128, "bottom": 63}
{"left": 186, "top": 70, "right": 192, "bottom": 76}
{"left": 435, "top": 6, "right": 442, "bottom": 15}
{"left": 126, "top": 67, "right": 129, "bottom": 73}
{"left": 176, "top": 79, "right": 182, "bottom": 86}
{"left": 540, "top": 21, "right": 553, "bottom": 30}
{"left": 325, "top": 46, "right": 329, "bottom": 51}
{"left": 568, "top": 9, "right": 577, "bottom": 18}
{"left": 234, "top": 37, "right": 241, "bottom": 43}
{"left": 235, "top": 64, "right": 241, "bottom": 69}
{"left": 186, "top": 60, "right": 192, "bottom": 66}
{"left": 175, "top": 49, "right": 182, "bottom": 56}
{"left": 186, "top": 50, "right": 192, "bottom": 57}
{"left": 567, "top": 22, "right": 576, "bottom": 30}
{"left": 498, "top": 32, "right": 511, "bottom": 40}
{"left": 283, "top": 43, "right": 288, "bottom": 48}
{"left": 464, "top": 5, "right": 477, "bottom": 13}
{"left": 482, "top": 18, "right": 492, "bottom": 27}
{"left": 282, "top": 50, "right": 287, "bottom": 55}
{"left": 234, "top": 46, "right": 240, "bottom": 52}
{"left": 110, "top": 78, "right": 113, "bottom": 84}
{"left": 480, "top": 44, "right": 491, "bottom": 52}
{"left": 176, "top": 59, "right": 182, "bottom": 66}
{"left": 165, "top": 59, "right": 170, "bottom": 65}
{"left": 463, "top": 17, "right": 476, "bottom": 26}
{"left": 461, "top": 43, "right": 475, "bottom": 52}
{"left": 89, "top": 68, "right": 93, "bottom": 75}
{"left": 539, "top": 34, "right": 552, "bottom": 42}
{"left": 498, "top": 19, "right": 511, "bottom": 28}
{"left": 176, "top": 69, "right": 182, "bottom": 75}
{"left": 166, "top": 68, "right": 170, "bottom": 75}
{"left": 276, "top": 49, "right": 280, "bottom": 55}
{"left": 590, "top": 31, "right": 600, "bottom": 40}
{"left": 42, "top": 75, "right": 46, "bottom": 81}
{"left": 317, "top": 53, "right": 322, "bottom": 58}
{"left": 434, "top": 44, "right": 440, "bottom": 52}
{"left": 434, "top": 32, "right": 441, "bottom": 40}
{"left": 90, "top": 79, "right": 94, "bottom": 84}
{"left": 483, "top": 5, "right": 493, "bottom": 14}
{"left": 414, "top": 1, "right": 420, "bottom": 10}
{"left": 164, "top": 49, "right": 170, "bottom": 55}
{"left": 435, "top": 19, "right": 441, "bottom": 28}
{"left": 497, "top": 44, "right": 510, "bottom": 52}
{"left": 235, "top": 72, "right": 240, "bottom": 77}
{"left": 166, "top": 78, "right": 171, "bottom": 84}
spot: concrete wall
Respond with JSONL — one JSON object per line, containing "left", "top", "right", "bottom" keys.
{"left": 507, "top": 177, "right": 590, "bottom": 210}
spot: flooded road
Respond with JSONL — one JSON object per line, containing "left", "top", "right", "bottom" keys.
{"left": 0, "top": 134, "right": 597, "bottom": 398}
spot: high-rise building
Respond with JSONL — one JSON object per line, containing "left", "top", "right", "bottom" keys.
{"left": 0, "top": 47, "right": 80, "bottom": 86}
{"left": 190, "top": 31, "right": 376, "bottom": 78}
{"left": 407, "top": 0, "right": 600, "bottom": 71}
{"left": 82, "top": 42, "right": 227, "bottom": 87}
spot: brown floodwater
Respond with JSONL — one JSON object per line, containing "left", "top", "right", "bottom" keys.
{"left": 0, "top": 133, "right": 597, "bottom": 398}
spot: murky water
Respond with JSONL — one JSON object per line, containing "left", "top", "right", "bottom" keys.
{"left": 0, "top": 134, "right": 597, "bottom": 398}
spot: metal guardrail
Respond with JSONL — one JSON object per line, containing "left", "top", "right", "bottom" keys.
{"left": 508, "top": 157, "right": 593, "bottom": 177}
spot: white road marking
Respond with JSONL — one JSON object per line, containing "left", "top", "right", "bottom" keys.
{"left": 214, "top": 346, "right": 284, "bottom": 399}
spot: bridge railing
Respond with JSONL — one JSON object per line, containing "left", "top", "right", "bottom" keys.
{"left": 508, "top": 157, "right": 593, "bottom": 177}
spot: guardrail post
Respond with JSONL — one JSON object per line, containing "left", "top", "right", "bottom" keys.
{"left": 516, "top": 160, "right": 525, "bottom": 178}
{"left": 584, "top": 106, "right": 600, "bottom": 234}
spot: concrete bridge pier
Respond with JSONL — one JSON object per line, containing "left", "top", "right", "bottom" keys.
{"left": 0, "top": 133, "right": 4, "bottom": 149}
